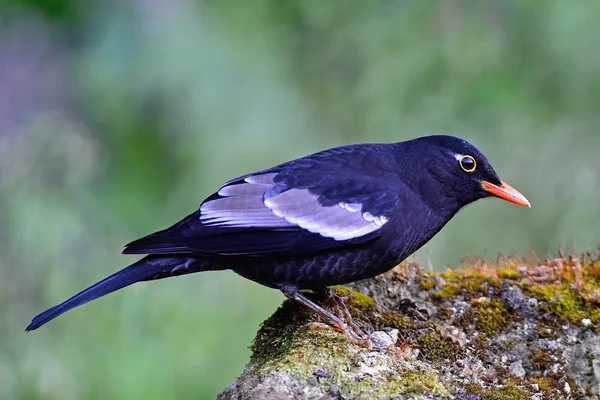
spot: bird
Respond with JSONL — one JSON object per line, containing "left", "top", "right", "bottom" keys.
{"left": 26, "top": 135, "right": 530, "bottom": 344}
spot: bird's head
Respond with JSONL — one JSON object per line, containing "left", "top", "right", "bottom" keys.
{"left": 399, "top": 135, "right": 530, "bottom": 214}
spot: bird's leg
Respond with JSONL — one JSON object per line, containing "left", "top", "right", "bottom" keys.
{"left": 281, "top": 285, "right": 348, "bottom": 332}
{"left": 320, "top": 287, "right": 367, "bottom": 340}
{"left": 281, "top": 286, "right": 370, "bottom": 347}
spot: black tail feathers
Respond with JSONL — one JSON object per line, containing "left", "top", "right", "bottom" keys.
{"left": 26, "top": 255, "right": 204, "bottom": 332}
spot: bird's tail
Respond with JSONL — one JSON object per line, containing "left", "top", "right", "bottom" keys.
{"left": 26, "top": 255, "right": 207, "bottom": 332}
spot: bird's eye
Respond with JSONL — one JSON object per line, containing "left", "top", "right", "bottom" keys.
{"left": 459, "top": 155, "right": 476, "bottom": 173}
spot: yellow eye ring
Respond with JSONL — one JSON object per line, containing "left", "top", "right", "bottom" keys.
{"left": 459, "top": 155, "right": 477, "bottom": 173}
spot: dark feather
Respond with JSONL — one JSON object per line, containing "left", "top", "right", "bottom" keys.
{"left": 26, "top": 256, "right": 205, "bottom": 331}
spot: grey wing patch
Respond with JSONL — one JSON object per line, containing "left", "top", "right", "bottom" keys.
{"left": 200, "top": 174, "right": 294, "bottom": 228}
{"left": 264, "top": 188, "right": 389, "bottom": 241}
{"left": 201, "top": 173, "right": 390, "bottom": 240}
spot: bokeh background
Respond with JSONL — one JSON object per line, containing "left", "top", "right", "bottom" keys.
{"left": 2, "top": 1, "right": 599, "bottom": 398}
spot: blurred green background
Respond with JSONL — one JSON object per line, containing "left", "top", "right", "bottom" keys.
{"left": 2, "top": 0, "right": 599, "bottom": 398}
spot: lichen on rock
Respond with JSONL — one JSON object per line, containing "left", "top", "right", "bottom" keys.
{"left": 218, "top": 248, "right": 600, "bottom": 400}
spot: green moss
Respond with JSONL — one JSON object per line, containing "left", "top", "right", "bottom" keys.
{"left": 377, "top": 312, "right": 432, "bottom": 343}
{"left": 379, "top": 312, "right": 419, "bottom": 331}
{"left": 379, "top": 312, "right": 463, "bottom": 364}
{"left": 533, "top": 377, "right": 557, "bottom": 397}
{"left": 394, "top": 367, "right": 449, "bottom": 396}
{"left": 463, "top": 376, "right": 582, "bottom": 399}
{"left": 530, "top": 350, "right": 556, "bottom": 372}
{"left": 461, "top": 275, "right": 502, "bottom": 297}
{"left": 333, "top": 285, "right": 376, "bottom": 311}
{"left": 472, "top": 332, "right": 489, "bottom": 359}
{"left": 462, "top": 381, "right": 529, "bottom": 400}
{"left": 528, "top": 285, "right": 582, "bottom": 319}
{"left": 468, "top": 299, "right": 515, "bottom": 335}
{"left": 416, "top": 331, "right": 461, "bottom": 363}
{"left": 497, "top": 267, "right": 522, "bottom": 280}
{"left": 433, "top": 276, "right": 501, "bottom": 302}
{"left": 420, "top": 277, "right": 437, "bottom": 290}
{"left": 536, "top": 322, "right": 560, "bottom": 339}
{"left": 254, "top": 325, "right": 450, "bottom": 398}
{"left": 433, "top": 283, "right": 461, "bottom": 300}
{"left": 526, "top": 377, "right": 582, "bottom": 399}
{"left": 526, "top": 284, "right": 600, "bottom": 329}
{"left": 440, "top": 269, "right": 459, "bottom": 282}
{"left": 277, "top": 328, "right": 356, "bottom": 373}
{"left": 250, "top": 300, "right": 312, "bottom": 366}
{"left": 432, "top": 253, "right": 600, "bottom": 334}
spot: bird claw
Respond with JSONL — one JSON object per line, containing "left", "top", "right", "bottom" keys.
{"left": 337, "top": 291, "right": 352, "bottom": 302}
{"left": 323, "top": 289, "right": 367, "bottom": 338}
{"left": 300, "top": 322, "right": 335, "bottom": 333}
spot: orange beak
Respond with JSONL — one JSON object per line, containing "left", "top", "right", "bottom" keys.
{"left": 480, "top": 181, "right": 531, "bottom": 208}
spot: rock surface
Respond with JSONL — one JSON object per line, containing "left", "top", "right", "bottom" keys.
{"left": 218, "top": 250, "right": 600, "bottom": 400}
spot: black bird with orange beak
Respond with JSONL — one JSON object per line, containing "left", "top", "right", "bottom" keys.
{"left": 26, "top": 135, "right": 529, "bottom": 345}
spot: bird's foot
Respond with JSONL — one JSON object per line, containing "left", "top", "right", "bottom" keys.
{"left": 322, "top": 288, "right": 367, "bottom": 340}
{"left": 282, "top": 285, "right": 371, "bottom": 348}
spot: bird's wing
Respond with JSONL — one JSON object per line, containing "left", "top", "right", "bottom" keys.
{"left": 124, "top": 149, "right": 399, "bottom": 256}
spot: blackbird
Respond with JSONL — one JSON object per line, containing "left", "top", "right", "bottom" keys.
{"left": 26, "top": 135, "right": 530, "bottom": 344}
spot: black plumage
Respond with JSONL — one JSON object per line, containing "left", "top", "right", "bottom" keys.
{"left": 26, "top": 135, "right": 530, "bottom": 342}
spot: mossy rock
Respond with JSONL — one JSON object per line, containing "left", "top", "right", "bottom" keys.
{"left": 220, "top": 250, "right": 600, "bottom": 400}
